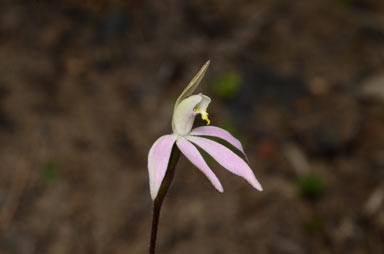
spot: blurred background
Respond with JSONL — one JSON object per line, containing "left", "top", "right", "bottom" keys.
{"left": 0, "top": 0, "right": 384, "bottom": 253}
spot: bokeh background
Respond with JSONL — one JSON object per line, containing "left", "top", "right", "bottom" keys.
{"left": 1, "top": 0, "right": 384, "bottom": 253}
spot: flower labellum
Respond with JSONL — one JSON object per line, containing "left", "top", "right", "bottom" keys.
{"left": 148, "top": 61, "right": 262, "bottom": 200}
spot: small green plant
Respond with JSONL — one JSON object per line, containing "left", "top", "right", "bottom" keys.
{"left": 296, "top": 172, "right": 325, "bottom": 200}
{"left": 41, "top": 159, "right": 60, "bottom": 184}
{"left": 211, "top": 71, "right": 242, "bottom": 99}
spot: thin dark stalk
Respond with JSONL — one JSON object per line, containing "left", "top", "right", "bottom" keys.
{"left": 149, "top": 146, "right": 180, "bottom": 254}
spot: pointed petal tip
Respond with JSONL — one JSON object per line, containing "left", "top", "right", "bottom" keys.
{"left": 214, "top": 183, "right": 224, "bottom": 193}
{"left": 216, "top": 183, "right": 224, "bottom": 193}
{"left": 249, "top": 175, "right": 263, "bottom": 191}
{"left": 187, "top": 136, "right": 263, "bottom": 192}
{"left": 253, "top": 182, "right": 263, "bottom": 191}
{"left": 176, "top": 137, "right": 224, "bottom": 193}
{"left": 150, "top": 180, "right": 159, "bottom": 200}
{"left": 150, "top": 190, "right": 157, "bottom": 200}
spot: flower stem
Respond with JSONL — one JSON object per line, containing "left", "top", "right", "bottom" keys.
{"left": 149, "top": 145, "right": 180, "bottom": 254}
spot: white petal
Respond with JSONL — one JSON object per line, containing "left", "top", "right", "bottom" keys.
{"left": 190, "top": 126, "right": 248, "bottom": 161}
{"left": 187, "top": 136, "right": 262, "bottom": 191}
{"left": 148, "top": 134, "right": 177, "bottom": 200}
{"left": 172, "top": 95, "right": 201, "bottom": 135}
{"left": 172, "top": 94, "right": 212, "bottom": 136}
{"left": 176, "top": 137, "right": 223, "bottom": 192}
{"left": 195, "top": 94, "right": 211, "bottom": 111}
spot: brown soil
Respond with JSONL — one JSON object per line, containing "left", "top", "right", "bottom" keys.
{"left": 0, "top": 0, "right": 384, "bottom": 253}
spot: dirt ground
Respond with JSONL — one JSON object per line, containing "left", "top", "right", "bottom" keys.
{"left": 0, "top": 0, "right": 384, "bottom": 253}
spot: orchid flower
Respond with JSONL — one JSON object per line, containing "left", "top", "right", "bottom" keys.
{"left": 148, "top": 61, "right": 262, "bottom": 200}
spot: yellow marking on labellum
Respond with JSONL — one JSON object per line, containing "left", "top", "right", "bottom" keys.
{"left": 194, "top": 108, "right": 211, "bottom": 125}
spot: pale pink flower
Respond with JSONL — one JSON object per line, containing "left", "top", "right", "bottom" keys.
{"left": 148, "top": 61, "right": 262, "bottom": 200}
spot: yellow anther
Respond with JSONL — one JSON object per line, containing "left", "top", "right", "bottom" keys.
{"left": 194, "top": 108, "right": 211, "bottom": 125}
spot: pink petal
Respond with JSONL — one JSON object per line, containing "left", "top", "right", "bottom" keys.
{"left": 176, "top": 137, "right": 223, "bottom": 193}
{"left": 148, "top": 134, "right": 177, "bottom": 200}
{"left": 186, "top": 136, "right": 263, "bottom": 191}
{"left": 190, "top": 126, "right": 248, "bottom": 161}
